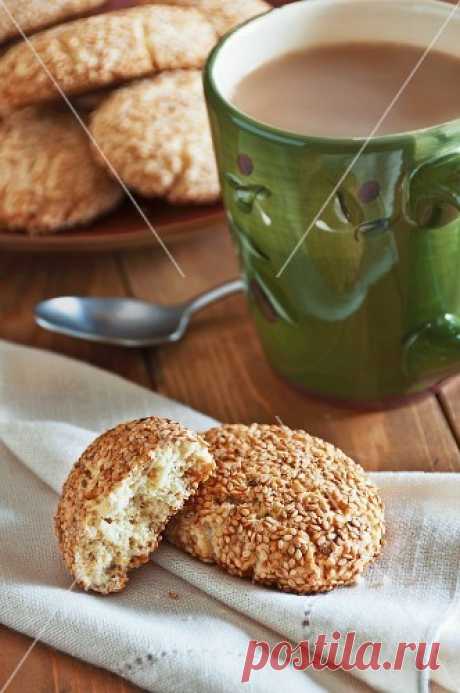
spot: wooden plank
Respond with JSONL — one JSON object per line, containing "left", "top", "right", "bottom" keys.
{"left": 437, "top": 376, "right": 460, "bottom": 448}
{"left": 0, "top": 627, "right": 142, "bottom": 693}
{"left": 119, "top": 222, "right": 237, "bottom": 304}
{"left": 0, "top": 251, "right": 151, "bottom": 388}
{"left": 123, "top": 224, "right": 460, "bottom": 473}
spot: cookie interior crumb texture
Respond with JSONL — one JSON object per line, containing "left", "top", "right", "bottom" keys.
{"left": 55, "top": 417, "right": 215, "bottom": 594}
{"left": 167, "top": 424, "right": 385, "bottom": 594}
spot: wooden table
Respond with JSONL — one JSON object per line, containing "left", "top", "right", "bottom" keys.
{"left": 1, "top": 222, "right": 459, "bottom": 692}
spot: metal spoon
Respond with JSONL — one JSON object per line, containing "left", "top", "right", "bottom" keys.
{"left": 35, "top": 279, "right": 244, "bottom": 348}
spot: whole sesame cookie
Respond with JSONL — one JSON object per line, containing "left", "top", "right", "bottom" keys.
{"left": 90, "top": 70, "right": 220, "bottom": 203}
{"left": 137, "top": 0, "right": 271, "bottom": 36}
{"left": 0, "top": 106, "right": 123, "bottom": 234}
{"left": 0, "top": 0, "right": 106, "bottom": 45}
{"left": 0, "top": 5, "right": 217, "bottom": 111}
{"left": 167, "top": 424, "right": 385, "bottom": 594}
{"left": 55, "top": 417, "right": 215, "bottom": 594}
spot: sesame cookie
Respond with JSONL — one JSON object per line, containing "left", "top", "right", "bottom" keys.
{"left": 90, "top": 70, "right": 220, "bottom": 203}
{"left": 0, "top": 6, "right": 217, "bottom": 111}
{"left": 55, "top": 417, "right": 215, "bottom": 594}
{"left": 0, "top": 0, "right": 106, "bottom": 45}
{"left": 167, "top": 424, "right": 385, "bottom": 594}
{"left": 137, "top": 0, "right": 271, "bottom": 36}
{"left": 0, "top": 106, "right": 123, "bottom": 234}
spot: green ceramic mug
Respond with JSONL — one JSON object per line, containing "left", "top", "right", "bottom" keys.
{"left": 204, "top": 0, "right": 460, "bottom": 405}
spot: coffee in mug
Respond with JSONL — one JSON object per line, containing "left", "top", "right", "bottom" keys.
{"left": 232, "top": 41, "right": 460, "bottom": 137}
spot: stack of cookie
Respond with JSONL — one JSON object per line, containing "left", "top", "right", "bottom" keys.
{"left": 55, "top": 417, "right": 385, "bottom": 595}
{"left": 0, "top": 0, "right": 270, "bottom": 235}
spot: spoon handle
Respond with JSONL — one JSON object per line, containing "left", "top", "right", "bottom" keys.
{"left": 186, "top": 279, "right": 245, "bottom": 315}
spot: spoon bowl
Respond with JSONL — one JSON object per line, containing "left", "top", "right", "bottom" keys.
{"left": 35, "top": 280, "right": 244, "bottom": 348}
{"left": 35, "top": 296, "right": 189, "bottom": 347}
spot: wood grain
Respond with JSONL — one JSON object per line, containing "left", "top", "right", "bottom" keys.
{"left": 438, "top": 377, "right": 460, "bottom": 448}
{"left": 0, "top": 627, "right": 142, "bottom": 693}
{"left": 0, "top": 251, "right": 151, "bottom": 388}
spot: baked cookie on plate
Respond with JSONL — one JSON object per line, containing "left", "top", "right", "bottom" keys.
{"left": 90, "top": 70, "right": 220, "bottom": 204}
{"left": 0, "top": 0, "right": 106, "bottom": 44}
{"left": 137, "top": 0, "right": 271, "bottom": 36}
{"left": 0, "top": 5, "right": 217, "bottom": 111}
{"left": 0, "top": 106, "right": 123, "bottom": 234}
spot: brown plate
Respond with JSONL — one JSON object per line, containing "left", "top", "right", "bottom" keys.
{"left": 0, "top": 199, "right": 225, "bottom": 253}
{"left": 0, "top": 0, "right": 289, "bottom": 253}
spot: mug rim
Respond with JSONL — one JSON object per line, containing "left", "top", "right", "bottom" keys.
{"left": 204, "top": 0, "right": 460, "bottom": 147}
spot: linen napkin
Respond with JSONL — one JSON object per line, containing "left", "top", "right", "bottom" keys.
{"left": 0, "top": 339, "right": 459, "bottom": 693}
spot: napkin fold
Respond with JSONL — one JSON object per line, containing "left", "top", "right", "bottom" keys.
{"left": 0, "top": 340, "right": 459, "bottom": 693}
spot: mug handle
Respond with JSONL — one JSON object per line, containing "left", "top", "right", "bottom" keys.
{"left": 403, "top": 151, "right": 460, "bottom": 382}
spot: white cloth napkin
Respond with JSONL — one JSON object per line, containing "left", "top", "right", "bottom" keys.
{"left": 0, "top": 340, "right": 459, "bottom": 693}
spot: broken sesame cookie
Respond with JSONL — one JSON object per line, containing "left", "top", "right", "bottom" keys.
{"left": 0, "top": 106, "right": 123, "bottom": 234}
{"left": 167, "top": 424, "right": 385, "bottom": 594}
{"left": 55, "top": 417, "right": 215, "bottom": 594}
{"left": 0, "top": 5, "right": 217, "bottom": 111}
{"left": 90, "top": 70, "right": 220, "bottom": 204}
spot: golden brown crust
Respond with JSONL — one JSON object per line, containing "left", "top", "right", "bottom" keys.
{"left": 90, "top": 71, "right": 220, "bottom": 204}
{"left": 0, "top": 106, "right": 123, "bottom": 234}
{"left": 0, "top": 0, "right": 106, "bottom": 44}
{"left": 137, "top": 0, "right": 271, "bottom": 36}
{"left": 167, "top": 424, "right": 385, "bottom": 594}
{"left": 0, "top": 5, "right": 217, "bottom": 111}
{"left": 55, "top": 417, "right": 215, "bottom": 594}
